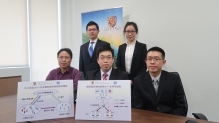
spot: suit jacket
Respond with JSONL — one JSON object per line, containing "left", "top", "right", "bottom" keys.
{"left": 85, "top": 68, "right": 129, "bottom": 80}
{"left": 132, "top": 70, "right": 188, "bottom": 116}
{"left": 79, "top": 39, "right": 110, "bottom": 76}
{"left": 116, "top": 41, "right": 147, "bottom": 80}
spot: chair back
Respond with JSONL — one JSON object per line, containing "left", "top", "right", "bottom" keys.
{"left": 170, "top": 72, "right": 188, "bottom": 115}
{"left": 80, "top": 71, "right": 85, "bottom": 80}
{"left": 192, "top": 113, "right": 208, "bottom": 121}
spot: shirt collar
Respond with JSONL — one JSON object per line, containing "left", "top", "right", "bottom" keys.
{"left": 150, "top": 72, "right": 161, "bottom": 82}
{"left": 100, "top": 68, "right": 112, "bottom": 77}
{"left": 57, "top": 66, "right": 72, "bottom": 74}
{"left": 126, "top": 40, "right": 136, "bottom": 45}
{"left": 90, "top": 38, "right": 98, "bottom": 43}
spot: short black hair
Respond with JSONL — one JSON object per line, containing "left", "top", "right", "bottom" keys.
{"left": 96, "top": 45, "right": 114, "bottom": 58}
{"left": 147, "top": 47, "right": 165, "bottom": 59}
{"left": 86, "top": 21, "right": 99, "bottom": 30}
{"left": 123, "top": 22, "right": 138, "bottom": 33}
{"left": 57, "top": 48, "right": 73, "bottom": 59}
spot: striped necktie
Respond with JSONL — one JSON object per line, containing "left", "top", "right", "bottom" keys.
{"left": 152, "top": 79, "right": 159, "bottom": 94}
{"left": 103, "top": 73, "right": 108, "bottom": 80}
{"left": 89, "top": 42, "right": 94, "bottom": 57}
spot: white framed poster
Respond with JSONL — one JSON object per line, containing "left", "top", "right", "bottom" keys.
{"left": 76, "top": 80, "right": 131, "bottom": 121}
{"left": 16, "top": 80, "right": 74, "bottom": 122}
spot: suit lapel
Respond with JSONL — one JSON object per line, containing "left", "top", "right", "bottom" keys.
{"left": 156, "top": 71, "right": 168, "bottom": 104}
{"left": 144, "top": 72, "right": 157, "bottom": 102}
{"left": 91, "top": 39, "right": 100, "bottom": 61}
{"left": 131, "top": 41, "right": 139, "bottom": 66}
{"left": 94, "top": 70, "right": 101, "bottom": 80}
{"left": 109, "top": 69, "right": 116, "bottom": 80}
{"left": 121, "top": 44, "right": 127, "bottom": 71}
{"left": 85, "top": 42, "right": 91, "bottom": 59}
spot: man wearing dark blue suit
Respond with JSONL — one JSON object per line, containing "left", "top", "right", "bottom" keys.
{"left": 85, "top": 45, "right": 129, "bottom": 80}
{"left": 79, "top": 21, "right": 110, "bottom": 76}
{"left": 133, "top": 47, "right": 188, "bottom": 116}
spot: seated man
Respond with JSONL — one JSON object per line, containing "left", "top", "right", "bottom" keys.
{"left": 46, "top": 48, "right": 81, "bottom": 101}
{"left": 85, "top": 45, "right": 129, "bottom": 80}
{"left": 133, "top": 46, "right": 188, "bottom": 116}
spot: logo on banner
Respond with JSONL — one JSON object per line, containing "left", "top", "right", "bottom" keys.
{"left": 108, "top": 16, "right": 117, "bottom": 27}
{"left": 91, "top": 81, "right": 94, "bottom": 84}
{"left": 105, "top": 16, "right": 121, "bottom": 31}
{"left": 57, "top": 81, "right": 60, "bottom": 85}
{"left": 33, "top": 82, "right": 36, "bottom": 86}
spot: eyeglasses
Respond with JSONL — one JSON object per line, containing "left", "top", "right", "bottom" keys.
{"left": 58, "top": 56, "right": 71, "bottom": 60}
{"left": 146, "top": 58, "right": 163, "bottom": 62}
{"left": 87, "top": 28, "right": 98, "bottom": 32}
{"left": 99, "top": 56, "right": 112, "bottom": 61}
{"left": 125, "top": 31, "right": 136, "bottom": 35}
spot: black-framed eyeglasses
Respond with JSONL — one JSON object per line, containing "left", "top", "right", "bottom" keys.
{"left": 87, "top": 28, "right": 98, "bottom": 32}
{"left": 146, "top": 58, "right": 163, "bottom": 62}
{"left": 99, "top": 56, "right": 112, "bottom": 61}
{"left": 125, "top": 31, "right": 136, "bottom": 34}
{"left": 58, "top": 56, "right": 71, "bottom": 60}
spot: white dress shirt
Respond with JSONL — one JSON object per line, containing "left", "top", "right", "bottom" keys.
{"left": 150, "top": 73, "right": 161, "bottom": 82}
{"left": 150, "top": 73, "right": 161, "bottom": 86}
{"left": 150, "top": 73, "right": 161, "bottom": 94}
{"left": 88, "top": 38, "right": 98, "bottom": 50}
{"left": 125, "top": 40, "right": 136, "bottom": 74}
{"left": 100, "top": 68, "right": 112, "bottom": 80}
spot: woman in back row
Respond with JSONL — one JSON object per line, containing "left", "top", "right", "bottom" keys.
{"left": 117, "top": 22, "right": 147, "bottom": 81}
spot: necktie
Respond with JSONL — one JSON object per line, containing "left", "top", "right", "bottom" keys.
{"left": 103, "top": 73, "right": 108, "bottom": 80}
{"left": 89, "top": 42, "right": 94, "bottom": 57}
{"left": 152, "top": 79, "right": 159, "bottom": 94}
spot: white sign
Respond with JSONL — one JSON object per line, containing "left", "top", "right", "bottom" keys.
{"left": 75, "top": 80, "right": 131, "bottom": 121}
{"left": 16, "top": 80, "right": 74, "bottom": 122}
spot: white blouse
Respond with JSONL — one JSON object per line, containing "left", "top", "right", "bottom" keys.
{"left": 125, "top": 41, "right": 136, "bottom": 74}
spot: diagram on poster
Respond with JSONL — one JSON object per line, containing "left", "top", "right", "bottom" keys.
{"left": 89, "top": 89, "right": 116, "bottom": 119}
{"left": 16, "top": 80, "right": 74, "bottom": 122}
{"left": 76, "top": 80, "right": 131, "bottom": 121}
{"left": 18, "top": 89, "right": 72, "bottom": 116}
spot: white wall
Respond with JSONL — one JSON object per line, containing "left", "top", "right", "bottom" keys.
{"left": 0, "top": 0, "right": 30, "bottom": 82}
{"left": 29, "top": 0, "right": 59, "bottom": 81}
{"left": 59, "top": 0, "right": 74, "bottom": 49}
{"left": 68, "top": 0, "right": 219, "bottom": 122}
{"left": 1, "top": 0, "right": 60, "bottom": 82}
{"left": 0, "top": 67, "right": 30, "bottom": 81}
{"left": 0, "top": 0, "right": 28, "bottom": 67}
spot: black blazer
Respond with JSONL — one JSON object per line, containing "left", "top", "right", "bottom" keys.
{"left": 85, "top": 68, "right": 129, "bottom": 80}
{"left": 132, "top": 70, "right": 188, "bottom": 116}
{"left": 116, "top": 41, "right": 147, "bottom": 80}
{"left": 79, "top": 39, "right": 110, "bottom": 76}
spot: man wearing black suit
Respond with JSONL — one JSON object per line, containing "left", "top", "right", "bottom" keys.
{"left": 85, "top": 45, "right": 129, "bottom": 80}
{"left": 133, "top": 47, "right": 188, "bottom": 116}
{"left": 79, "top": 21, "right": 110, "bottom": 76}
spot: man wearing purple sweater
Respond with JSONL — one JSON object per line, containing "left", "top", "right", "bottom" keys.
{"left": 46, "top": 48, "right": 81, "bottom": 102}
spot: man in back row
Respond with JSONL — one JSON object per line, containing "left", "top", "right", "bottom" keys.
{"left": 133, "top": 46, "right": 188, "bottom": 116}
{"left": 85, "top": 45, "right": 129, "bottom": 80}
{"left": 79, "top": 21, "right": 110, "bottom": 76}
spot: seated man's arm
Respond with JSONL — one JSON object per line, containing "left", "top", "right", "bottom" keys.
{"left": 171, "top": 76, "right": 188, "bottom": 116}
{"left": 85, "top": 71, "right": 90, "bottom": 80}
{"left": 132, "top": 78, "right": 144, "bottom": 109}
{"left": 123, "top": 72, "right": 129, "bottom": 80}
{"left": 73, "top": 70, "right": 82, "bottom": 90}
{"left": 46, "top": 70, "right": 54, "bottom": 80}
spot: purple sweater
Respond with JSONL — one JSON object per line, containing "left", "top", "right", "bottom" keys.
{"left": 46, "top": 67, "right": 81, "bottom": 90}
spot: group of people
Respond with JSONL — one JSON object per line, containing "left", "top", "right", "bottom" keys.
{"left": 46, "top": 21, "right": 188, "bottom": 117}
